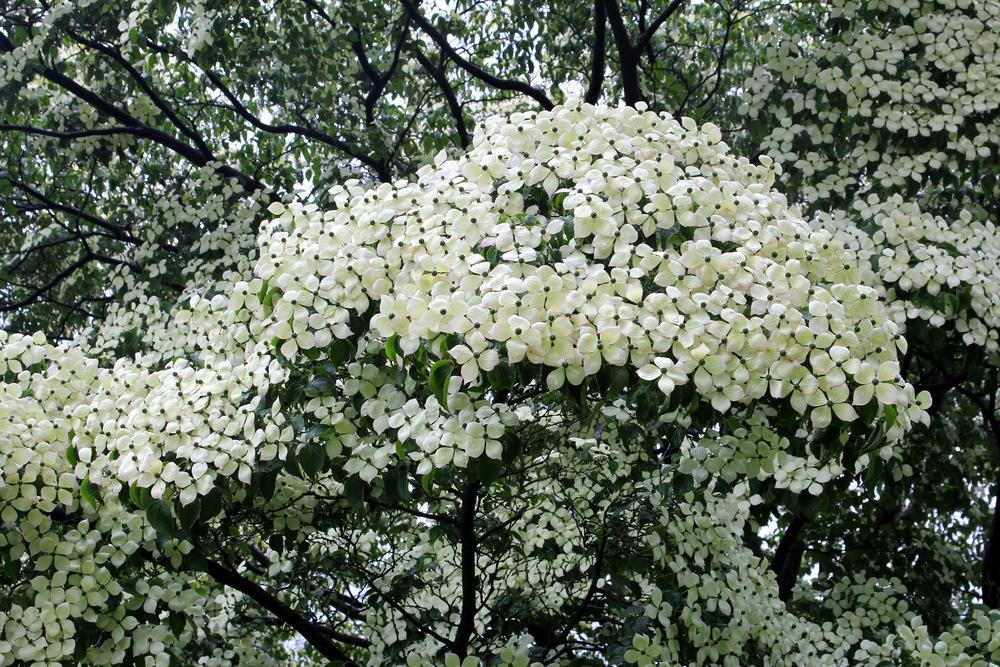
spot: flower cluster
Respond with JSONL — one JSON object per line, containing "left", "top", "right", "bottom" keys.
{"left": 0, "top": 329, "right": 284, "bottom": 664}
{"left": 678, "top": 411, "right": 847, "bottom": 495}
{"left": 258, "top": 101, "right": 925, "bottom": 437}
{"left": 742, "top": 0, "right": 1000, "bottom": 210}
{"left": 816, "top": 194, "right": 1000, "bottom": 352}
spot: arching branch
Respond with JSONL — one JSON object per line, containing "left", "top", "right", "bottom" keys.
{"left": 633, "top": 0, "right": 686, "bottom": 53}
{"left": 401, "top": 0, "right": 554, "bottom": 110}
{"left": 0, "top": 31, "right": 266, "bottom": 192}
{"left": 199, "top": 556, "right": 361, "bottom": 666}
{"left": 65, "top": 29, "right": 213, "bottom": 157}
{"left": 413, "top": 47, "right": 470, "bottom": 148}
{"left": 2, "top": 175, "right": 142, "bottom": 244}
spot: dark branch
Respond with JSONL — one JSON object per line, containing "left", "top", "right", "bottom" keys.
{"left": 603, "top": 0, "right": 643, "bottom": 105}
{"left": 0, "top": 31, "right": 265, "bottom": 192}
{"left": 545, "top": 532, "right": 607, "bottom": 658}
{"left": 584, "top": 0, "right": 607, "bottom": 104}
{"left": 0, "top": 123, "right": 146, "bottom": 141}
{"left": 633, "top": 0, "right": 686, "bottom": 53}
{"left": 0, "top": 253, "right": 92, "bottom": 312}
{"left": 603, "top": 0, "right": 686, "bottom": 105}
{"left": 197, "top": 67, "right": 392, "bottom": 181}
{"left": 696, "top": 10, "right": 734, "bottom": 108}
{"left": 65, "top": 30, "right": 213, "bottom": 156}
{"left": 2, "top": 176, "right": 141, "bottom": 244}
{"left": 199, "top": 556, "right": 360, "bottom": 665}
{"left": 401, "top": 0, "right": 554, "bottom": 110}
{"left": 413, "top": 47, "right": 470, "bottom": 148}
{"left": 959, "top": 373, "right": 1000, "bottom": 607}
{"left": 454, "top": 480, "right": 481, "bottom": 656}
{"left": 769, "top": 513, "right": 807, "bottom": 602}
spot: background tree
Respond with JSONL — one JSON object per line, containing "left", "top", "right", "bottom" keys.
{"left": 0, "top": 0, "right": 998, "bottom": 665}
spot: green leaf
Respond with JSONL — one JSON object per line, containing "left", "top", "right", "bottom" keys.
{"left": 328, "top": 339, "right": 352, "bottom": 365}
{"left": 299, "top": 442, "right": 326, "bottom": 477}
{"left": 884, "top": 404, "right": 898, "bottom": 429}
{"left": 183, "top": 551, "right": 209, "bottom": 573}
{"left": 146, "top": 499, "right": 174, "bottom": 535}
{"left": 476, "top": 457, "right": 504, "bottom": 486}
{"left": 345, "top": 476, "right": 365, "bottom": 512}
{"left": 486, "top": 363, "right": 514, "bottom": 392}
{"left": 428, "top": 359, "right": 455, "bottom": 409}
{"left": 284, "top": 448, "right": 301, "bottom": 477}
{"left": 80, "top": 479, "right": 100, "bottom": 506}
{"left": 385, "top": 334, "right": 399, "bottom": 363}
{"left": 304, "top": 374, "right": 334, "bottom": 397}
{"left": 382, "top": 467, "right": 410, "bottom": 502}
{"left": 259, "top": 471, "right": 278, "bottom": 501}
{"left": 130, "top": 485, "right": 152, "bottom": 510}
{"left": 608, "top": 366, "right": 630, "bottom": 396}
{"left": 176, "top": 498, "right": 201, "bottom": 531}
{"left": 199, "top": 489, "right": 223, "bottom": 522}
{"left": 168, "top": 610, "right": 186, "bottom": 636}
{"left": 262, "top": 286, "right": 277, "bottom": 309}
{"left": 118, "top": 329, "right": 142, "bottom": 356}
{"left": 117, "top": 484, "right": 131, "bottom": 508}
{"left": 65, "top": 445, "right": 79, "bottom": 466}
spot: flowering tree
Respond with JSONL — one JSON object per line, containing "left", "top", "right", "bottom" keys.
{"left": 1, "top": 1, "right": 999, "bottom": 665}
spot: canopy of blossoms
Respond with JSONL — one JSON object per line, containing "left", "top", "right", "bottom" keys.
{"left": 6, "top": 100, "right": 1000, "bottom": 666}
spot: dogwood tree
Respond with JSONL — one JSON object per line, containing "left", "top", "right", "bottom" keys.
{"left": 0, "top": 1, "right": 999, "bottom": 666}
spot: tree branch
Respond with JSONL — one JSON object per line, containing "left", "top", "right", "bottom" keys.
{"left": 603, "top": 0, "right": 643, "bottom": 105}
{"left": 959, "top": 373, "right": 1000, "bottom": 607}
{"left": 584, "top": 0, "right": 608, "bottom": 104}
{"left": 633, "top": 0, "right": 686, "bottom": 53}
{"left": 199, "top": 555, "right": 361, "bottom": 665}
{"left": 360, "top": 18, "right": 411, "bottom": 122}
{"left": 196, "top": 66, "right": 392, "bottom": 181}
{"left": 769, "top": 513, "right": 807, "bottom": 602}
{"left": 2, "top": 175, "right": 141, "bottom": 244}
{"left": 413, "top": 47, "right": 470, "bottom": 148}
{"left": 603, "top": 0, "right": 686, "bottom": 105}
{"left": 544, "top": 532, "right": 607, "bottom": 658}
{"left": 400, "top": 0, "right": 554, "bottom": 110}
{"left": 65, "top": 29, "right": 213, "bottom": 157}
{"left": 0, "top": 123, "right": 146, "bottom": 141}
{"left": 0, "top": 253, "right": 93, "bottom": 312}
{"left": 696, "top": 9, "right": 734, "bottom": 109}
{"left": 0, "top": 31, "right": 265, "bottom": 192}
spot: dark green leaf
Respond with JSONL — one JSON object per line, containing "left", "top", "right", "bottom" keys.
{"left": 476, "top": 457, "right": 504, "bottom": 486}
{"left": 168, "top": 611, "right": 186, "bottom": 636}
{"left": 146, "top": 499, "right": 174, "bottom": 535}
{"left": 176, "top": 498, "right": 201, "bottom": 531}
{"left": 385, "top": 334, "right": 399, "bottom": 363}
{"left": 299, "top": 442, "right": 326, "bottom": 477}
{"left": 345, "top": 476, "right": 365, "bottom": 512}
{"left": 199, "top": 489, "right": 223, "bottom": 522}
{"left": 428, "top": 359, "right": 455, "bottom": 409}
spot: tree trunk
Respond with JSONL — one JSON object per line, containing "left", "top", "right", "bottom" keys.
{"left": 770, "top": 514, "right": 807, "bottom": 602}
{"left": 984, "top": 481, "right": 1000, "bottom": 607}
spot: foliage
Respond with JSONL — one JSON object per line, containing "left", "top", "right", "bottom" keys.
{"left": 0, "top": 1, "right": 999, "bottom": 666}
